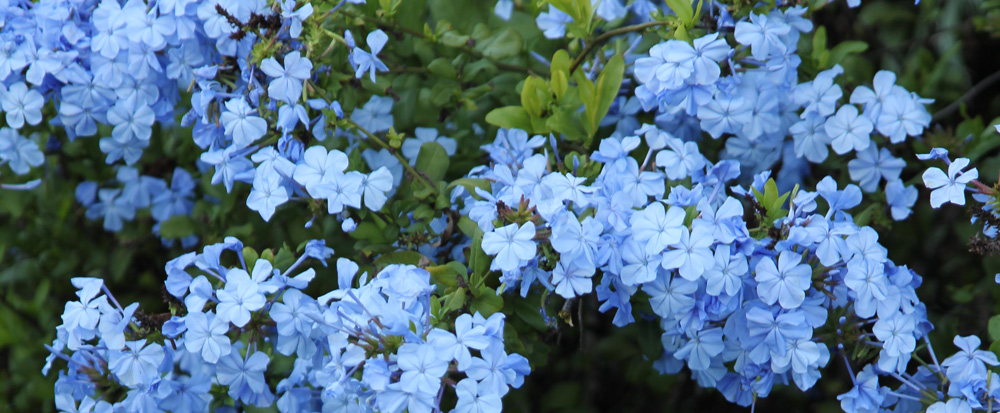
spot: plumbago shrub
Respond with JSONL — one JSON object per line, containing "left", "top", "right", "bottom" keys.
{"left": 3, "top": 0, "right": 1000, "bottom": 411}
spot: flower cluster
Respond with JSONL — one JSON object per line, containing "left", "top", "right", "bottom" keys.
{"left": 25, "top": 0, "right": 1000, "bottom": 412}
{"left": 46, "top": 237, "right": 528, "bottom": 412}
{"left": 464, "top": 123, "right": 931, "bottom": 406}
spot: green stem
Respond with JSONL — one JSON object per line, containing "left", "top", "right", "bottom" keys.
{"left": 345, "top": 119, "right": 437, "bottom": 194}
{"left": 569, "top": 21, "right": 672, "bottom": 74}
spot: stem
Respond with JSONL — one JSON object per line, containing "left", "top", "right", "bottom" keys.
{"left": 345, "top": 119, "right": 437, "bottom": 194}
{"left": 569, "top": 21, "right": 672, "bottom": 74}
{"left": 932, "top": 69, "right": 1000, "bottom": 123}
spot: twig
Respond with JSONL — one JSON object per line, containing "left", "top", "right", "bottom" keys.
{"left": 932, "top": 69, "right": 1000, "bottom": 123}
{"left": 569, "top": 21, "right": 672, "bottom": 74}
{"left": 345, "top": 119, "right": 437, "bottom": 193}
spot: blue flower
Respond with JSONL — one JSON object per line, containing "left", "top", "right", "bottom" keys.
{"left": 247, "top": 167, "right": 290, "bottom": 221}
{"left": 942, "top": 335, "right": 1000, "bottom": 382}
{"left": 1, "top": 82, "right": 44, "bottom": 129}
{"left": 847, "top": 145, "right": 905, "bottom": 193}
{"left": 481, "top": 222, "right": 536, "bottom": 272}
{"left": 351, "top": 29, "right": 390, "bottom": 82}
{"left": 261, "top": 51, "right": 313, "bottom": 103}
{"left": 745, "top": 306, "right": 810, "bottom": 364}
{"left": 754, "top": 250, "right": 811, "bottom": 309}
{"left": 361, "top": 167, "right": 394, "bottom": 211}
{"left": 220, "top": 98, "right": 268, "bottom": 147}
{"left": 551, "top": 258, "right": 595, "bottom": 298}
{"left": 634, "top": 40, "right": 696, "bottom": 93}
{"left": 351, "top": 95, "right": 394, "bottom": 133}
{"left": 734, "top": 12, "right": 790, "bottom": 60}
{"left": 825, "top": 104, "right": 873, "bottom": 155}
{"left": 494, "top": 0, "right": 514, "bottom": 20}
{"left": 401, "top": 127, "right": 457, "bottom": 165}
{"left": 675, "top": 327, "right": 724, "bottom": 372}
{"left": 630, "top": 201, "right": 685, "bottom": 255}
{"left": 0, "top": 128, "right": 44, "bottom": 175}
{"left": 873, "top": 312, "right": 916, "bottom": 358}
{"left": 397, "top": 343, "right": 449, "bottom": 395}
{"left": 108, "top": 339, "right": 164, "bottom": 387}
{"left": 536, "top": 6, "right": 573, "bottom": 39}
{"left": 551, "top": 215, "right": 602, "bottom": 266}
{"left": 454, "top": 377, "right": 502, "bottom": 412}
{"left": 280, "top": 0, "right": 314, "bottom": 38}
{"left": 922, "top": 157, "right": 977, "bottom": 208}
{"left": 884, "top": 180, "right": 917, "bottom": 220}
{"left": 200, "top": 145, "right": 255, "bottom": 193}
{"left": 844, "top": 258, "right": 888, "bottom": 318}
{"left": 660, "top": 226, "right": 714, "bottom": 281}
{"left": 183, "top": 311, "right": 232, "bottom": 363}
{"left": 216, "top": 269, "right": 266, "bottom": 327}
{"left": 216, "top": 351, "right": 271, "bottom": 405}
{"left": 837, "top": 365, "right": 885, "bottom": 412}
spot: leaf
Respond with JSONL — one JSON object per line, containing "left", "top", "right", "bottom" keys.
{"left": 457, "top": 216, "right": 483, "bottom": 238}
{"left": 551, "top": 50, "right": 571, "bottom": 77}
{"left": 989, "top": 315, "right": 1000, "bottom": 342}
{"left": 374, "top": 250, "right": 425, "bottom": 268}
{"left": 428, "top": 261, "right": 467, "bottom": 288}
{"left": 274, "top": 245, "right": 296, "bottom": 271}
{"left": 546, "top": 110, "right": 587, "bottom": 141}
{"left": 828, "top": 41, "right": 868, "bottom": 67}
{"left": 447, "top": 178, "right": 491, "bottom": 198}
{"left": 480, "top": 28, "right": 523, "bottom": 60}
{"left": 469, "top": 229, "right": 491, "bottom": 281}
{"left": 665, "top": 0, "right": 694, "bottom": 23}
{"left": 415, "top": 142, "right": 449, "bottom": 182}
{"left": 520, "top": 76, "right": 547, "bottom": 118}
{"left": 443, "top": 288, "right": 467, "bottom": 312}
{"left": 591, "top": 54, "right": 625, "bottom": 135}
{"left": 513, "top": 296, "right": 548, "bottom": 331}
{"left": 159, "top": 215, "right": 196, "bottom": 239}
{"left": 485, "top": 106, "right": 532, "bottom": 131}
{"left": 811, "top": 26, "right": 828, "bottom": 63}
{"left": 551, "top": 70, "right": 568, "bottom": 100}
{"left": 471, "top": 287, "right": 503, "bottom": 316}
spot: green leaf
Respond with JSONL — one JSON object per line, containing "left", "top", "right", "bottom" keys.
{"left": 990, "top": 340, "right": 1000, "bottom": 360}
{"left": 811, "top": 26, "right": 828, "bottom": 63}
{"left": 374, "top": 250, "right": 425, "bottom": 268}
{"left": 457, "top": 216, "right": 483, "bottom": 238}
{"left": 447, "top": 178, "right": 492, "bottom": 199}
{"left": 828, "top": 41, "right": 868, "bottom": 67}
{"left": 665, "top": 0, "right": 694, "bottom": 23}
{"left": 415, "top": 142, "right": 449, "bottom": 182}
{"left": 429, "top": 261, "right": 467, "bottom": 288}
{"left": 590, "top": 54, "right": 625, "bottom": 137}
{"left": 513, "top": 296, "right": 548, "bottom": 331}
{"left": 551, "top": 49, "right": 571, "bottom": 76}
{"left": 479, "top": 28, "right": 523, "bottom": 60}
{"left": 471, "top": 287, "right": 503, "bottom": 316}
{"left": 546, "top": 110, "right": 587, "bottom": 141}
{"left": 274, "top": 245, "right": 296, "bottom": 271}
{"left": 242, "top": 247, "right": 260, "bottom": 270}
{"left": 159, "top": 215, "right": 196, "bottom": 238}
{"left": 443, "top": 288, "right": 467, "bottom": 312}
{"left": 469, "top": 229, "right": 491, "bottom": 280}
{"left": 989, "top": 315, "right": 1000, "bottom": 342}
{"left": 520, "top": 76, "right": 548, "bottom": 118}
{"left": 485, "top": 106, "right": 532, "bottom": 131}
{"left": 551, "top": 70, "right": 568, "bottom": 100}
